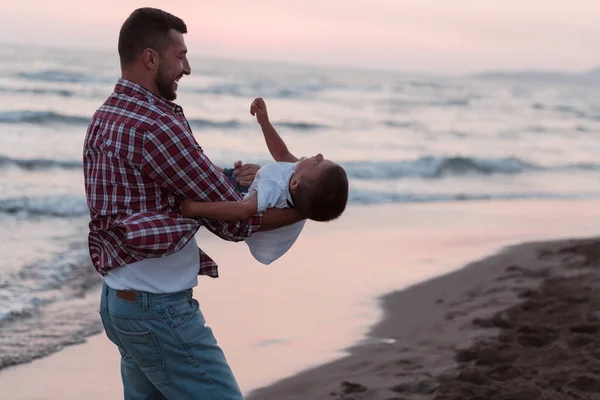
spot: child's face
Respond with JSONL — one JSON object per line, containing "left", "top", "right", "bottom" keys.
{"left": 293, "top": 154, "right": 336, "bottom": 185}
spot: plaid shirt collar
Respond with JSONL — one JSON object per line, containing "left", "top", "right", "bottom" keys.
{"left": 114, "top": 78, "right": 183, "bottom": 115}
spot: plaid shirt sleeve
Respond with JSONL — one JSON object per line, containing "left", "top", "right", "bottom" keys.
{"left": 141, "top": 114, "right": 262, "bottom": 241}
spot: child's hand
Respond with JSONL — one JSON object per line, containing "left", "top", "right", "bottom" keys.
{"left": 250, "top": 97, "right": 269, "bottom": 126}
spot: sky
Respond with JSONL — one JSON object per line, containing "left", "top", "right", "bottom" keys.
{"left": 1, "top": 0, "right": 599, "bottom": 74}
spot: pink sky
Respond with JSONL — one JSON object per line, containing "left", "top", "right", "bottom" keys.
{"left": 2, "top": 0, "right": 598, "bottom": 73}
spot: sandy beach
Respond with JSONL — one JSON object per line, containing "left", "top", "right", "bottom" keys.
{"left": 249, "top": 236, "right": 600, "bottom": 399}
{"left": 1, "top": 200, "right": 599, "bottom": 399}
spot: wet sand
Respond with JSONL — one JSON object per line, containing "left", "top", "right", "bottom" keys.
{"left": 249, "top": 238, "right": 600, "bottom": 399}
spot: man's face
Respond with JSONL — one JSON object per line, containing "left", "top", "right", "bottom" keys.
{"left": 155, "top": 29, "right": 191, "bottom": 101}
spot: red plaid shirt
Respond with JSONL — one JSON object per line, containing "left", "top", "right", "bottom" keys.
{"left": 83, "top": 79, "right": 262, "bottom": 278}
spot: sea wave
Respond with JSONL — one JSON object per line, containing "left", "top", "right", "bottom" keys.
{"left": 188, "top": 118, "right": 243, "bottom": 129}
{"left": 16, "top": 70, "right": 112, "bottom": 84}
{"left": 188, "top": 118, "right": 327, "bottom": 130}
{"left": 0, "top": 110, "right": 327, "bottom": 131}
{"left": 342, "top": 156, "right": 538, "bottom": 179}
{"left": 188, "top": 81, "right": 354, "bottom": 99}
{"left": 341, "top": 156, "right": 600, "bottom": 180}
{"left": 191, "top": 84, "right": 308, "bottom": 99}
{"left": 383, "top": 120, "right": 424, "bottom": 129}
{"left": 388, "top": 97, "right": 475, "bottom": 109}
{"left": 0, "top": 110, "right": 91, "bottom": 125}
{"left": 349, "top": 189, "right": 600, "bottom": 205}
{"left": 0, "top": 243, "right": 95, "bottom": 326}
{"left": 0, "top": 87, "right": 74, "bottom": 97}
{"left": 0, "top": 155, "right": 81, "bottom": 170}
{"left": 276, "top": 121, "right": 328, "bottom": 130}
{"left": 0, "top": 196, "right": 88, "bottom": 218}
{"left": 532, "top": 103, "right": 600, "bottom": 122}
{"left": 2, "top": 153, "right": 600, "bottom": 180}
{"left": 0, "top": 244, "right": 102, "bottom": 369}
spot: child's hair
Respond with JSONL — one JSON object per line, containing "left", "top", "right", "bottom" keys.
{"left": 294, "top": 164, "right": 348, "bottom": 222}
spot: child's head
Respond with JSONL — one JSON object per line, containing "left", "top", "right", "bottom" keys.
{"left": 290, "top": 154, "right": 348, "bottom": 222}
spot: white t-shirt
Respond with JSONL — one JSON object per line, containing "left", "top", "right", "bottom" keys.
{"left": 104, "top": 236, "right": 200, "bottom": 293}
{"left": 244, "top": 162, "right": 306, "bottom": 265}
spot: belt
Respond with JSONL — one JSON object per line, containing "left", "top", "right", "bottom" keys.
{"left": 115, "top": 290, "right": 137, "bottom": 303}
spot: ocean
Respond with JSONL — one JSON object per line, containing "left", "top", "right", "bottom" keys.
{"left": 0, "top": 43, "right": 599, "bottom": 370}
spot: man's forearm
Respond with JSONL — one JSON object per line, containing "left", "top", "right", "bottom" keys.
{"left": 257, "top": 207, "right": 304, "bottom": 232}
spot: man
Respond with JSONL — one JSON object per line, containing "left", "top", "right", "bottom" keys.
{"left": 83, "top": 8, "right": 302, "bottom": 400}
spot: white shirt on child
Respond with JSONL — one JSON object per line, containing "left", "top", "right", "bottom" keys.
{"left": 244, "top": 162, "right": 306, "bottom": 265}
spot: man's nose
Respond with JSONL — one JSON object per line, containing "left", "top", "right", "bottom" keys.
{"left": 183, "top": 58, "right": 191, "bottom": 75}
{"left": 315, "top": 153, "right": 324, "bottom": 161}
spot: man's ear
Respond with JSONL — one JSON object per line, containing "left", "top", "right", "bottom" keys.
{"left": 142, "top": 48, "right": 159, "bottom": 70}
{"left": 289, "top": 177, "right": 300, "bottom": 190}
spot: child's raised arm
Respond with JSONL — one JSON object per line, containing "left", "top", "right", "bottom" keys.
{"left": 250, "top": 98, "right": 298, "bottom": 163}
{"left": 181, "top": 193, "right": 258, "bottom": 221}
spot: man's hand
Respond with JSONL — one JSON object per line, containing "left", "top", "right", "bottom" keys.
{"left": 233, "top": 160, "right": 260, "bottom": 187}
{"left": 250, "top": 97, "right": 269, "bottom": 126}
{"left": 180, "top": 199, "right": 196, "bottom": 217}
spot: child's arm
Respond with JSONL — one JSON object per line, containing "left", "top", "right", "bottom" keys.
{"left": 181, "top": 193, "right": 258, "bottom": 221}
{"left": 250, "top": 98, "right": 298, "bottom": 163}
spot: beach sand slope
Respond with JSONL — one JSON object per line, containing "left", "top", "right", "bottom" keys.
{"left": 249, "top": 237, "right": 600, "bottom": 400}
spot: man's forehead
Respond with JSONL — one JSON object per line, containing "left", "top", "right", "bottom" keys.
{"left": 167, "top": 29, "right": 187, "bottom": 51}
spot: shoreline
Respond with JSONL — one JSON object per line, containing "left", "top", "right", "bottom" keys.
{"left": 1, "top": 200, "right": 600, "bottom": 399}
{"left": 248, "top": 236, "right": 600, "bottom": 399}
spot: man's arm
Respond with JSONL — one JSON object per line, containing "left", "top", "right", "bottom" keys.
{"left": 181, "top": 195, "right": 303, "bottom": 231}
{"left": 140, "top": 115, "right": 263, "bottom": 241}
{"left": 251, "top": 98, "right": 298, "bottom": 163}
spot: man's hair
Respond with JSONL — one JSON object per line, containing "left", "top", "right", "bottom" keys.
{"left": 294, "top": 164, "right": 349, "bottom": 222}
{"left": 118, "top": 8, "right": 187, "bottom": 66}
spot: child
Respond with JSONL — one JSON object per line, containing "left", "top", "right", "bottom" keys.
{"left": 182, "top": 97, "right": 348, "bottom": 264}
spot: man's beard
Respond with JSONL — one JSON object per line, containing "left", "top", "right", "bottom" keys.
{"left": 155, "top": 66, "right": 177, "bottom": 101}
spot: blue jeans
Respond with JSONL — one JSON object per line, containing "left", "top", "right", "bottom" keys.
{"left": 99, "top": 282, "right": 244, "bottom": 400}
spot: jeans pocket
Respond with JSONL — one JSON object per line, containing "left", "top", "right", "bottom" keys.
{"left": 112, "top": 324, "right": 171, "bottom": 388}
{"left": 170, "top": 300, "right": 213, "bottom": 341}
{"left": 167, "top": 298, "right": 205, "bottom": 329}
